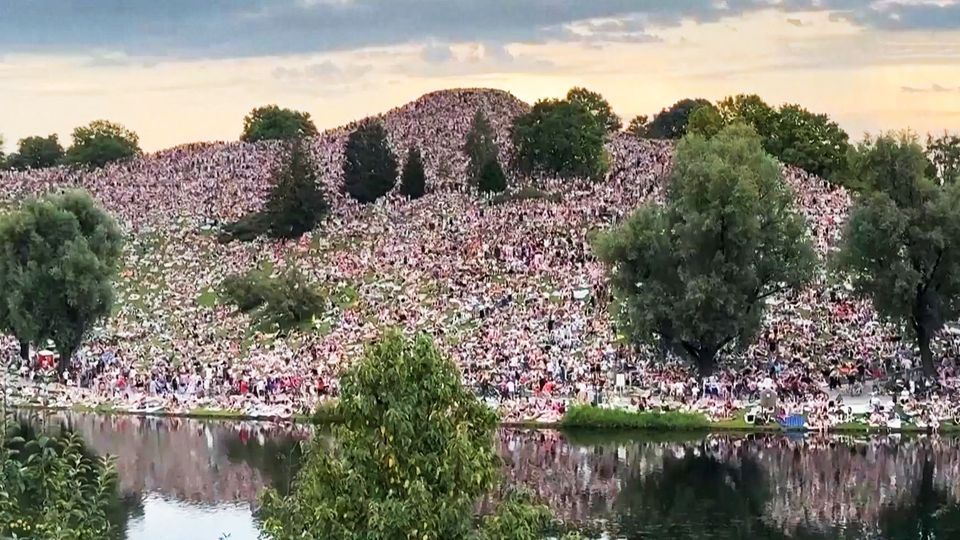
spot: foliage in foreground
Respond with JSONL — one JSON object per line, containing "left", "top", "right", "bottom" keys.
{"left": 512, "top": 97, "right": 608, "bottom": 180}
{"left": 0, "top": 420, "right": 121, "bottom": 540}
{"left": 596, "top": 124, "right": 815, "bottom": 377}
{"left": 65, "top": 120, "right": 141, "bottom": 168}
{"left": 220, "top": 138, "right": 328, "bottom": 242}
{"left": 219, "top": 267, "right": 327, "bottom": 334}
{"left": 837, "top": 133, "right": 960, "bottom": 378}
{"left": 241, "top": 105, "right": 318, "bottom": 142}
{"left": 258, "top": 332, "right": 564, "bottom": 540}
{"left": 561, "top": 406, "right": 710, "bottom": 430}
{"left": 0, "top": 189, "right": 124, "bottom": 368}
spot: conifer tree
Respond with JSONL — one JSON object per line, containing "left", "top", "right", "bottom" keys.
{"left": 343, "top": 120, "right": 398, "bottom": 203}
{"left": 399, "top": 147, "right": 426, "bottom": 199}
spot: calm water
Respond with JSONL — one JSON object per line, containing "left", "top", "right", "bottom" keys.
{"left": 17, "top": 412, "right": 960, "bottom": 540}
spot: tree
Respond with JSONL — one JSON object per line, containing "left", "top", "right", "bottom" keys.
{"left": 399, "top": 147, "right": 427, "bottom": 199}
{"left": 1, "top": 419, "right": 122, "bottom": 540}
{"left": 263, "top": 139, "right": 328, "bottom": 239}
{"left": 926, "top": 133, "right": 960, "bottom": 185}
{"left": 0, "top": 189, "right": 123, "bottom": 369}
{"left": 464, "top": 108, "right": 499, "bottom": 187}
{"left": 687, "top": 106, "right": 724, "bottom": 139}
{"left": 596, "top": 124, "right": 815, "bottom": 377}
{"left": 220, "top": 267, "right": 327, "bottom": 334}
{"left": 6, "top": 134, "right": 65, "bottom": 170}
{"left": 65, "top": 120, "right": 141, "bottom": 168}
{"left": 241, "top": 105, "right": 318, "bottom": 143}
{"left": 258, "top": 331, "right": 557, "bottom": 540}
{"left": 626, "top": 115, "right": 650, "bottom": 138}
{"left": 768, "top": 104, "right": 849, "bottom": 180}
{"left": 837, "top": 133, "right": 960, "bottom": 378}
{"left": 512, "top": 98, "right": 607, "bottom": 180}
{"left": 342, "top": 120, "right": 398, "bottom": 204}
{"left": 566, "top": 87, "right": 621, "bottom": 134}
{"left": 478, "top": 155, "right": 508, "bottom": 194}
{"left": 717, "top": 94, "right": 778, "bottom": 141}
{"left": 644, "top": 98, "right": 714, "bottom": 140}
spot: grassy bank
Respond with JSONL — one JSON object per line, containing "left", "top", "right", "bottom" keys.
{"left": 559, "top": 405, "right": 960, "bottom": 434}
{"left": 560, "top": 405, "right": 710, "bottom": 430}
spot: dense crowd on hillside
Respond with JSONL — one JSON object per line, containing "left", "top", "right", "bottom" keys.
{"left": 1, "top": 88, "right": 959, "bottom": 427}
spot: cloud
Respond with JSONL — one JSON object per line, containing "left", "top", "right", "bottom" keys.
{"left": 786, "top": 18, "right": 804, "bottom": 26}
{"left": 0, "top": 1, "right": 957, "bottom": 61}
{"left": 421, "top": 43, "right": 454, "bottom": 64}
{"left": 901, "top": 83, "right": 960, "bottom": 92}
{"left": 272, "top": 60, "right": 372, "bottom": 83}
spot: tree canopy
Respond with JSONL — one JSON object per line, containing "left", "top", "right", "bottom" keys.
{"left": 263, "top": 139, "right": 329, "bottom": 239}
{"left": 837, "top": 133, "right": 960, "bottom": 378}
{"left": 65, "top": 120, "right": 141, "bottom": 168}
{"left": 464, "top": 108, "right": 499, "bottom": 188}
{"left": 478, "top": 155, "right": 508, "bottom": 194}
{"left": 927, "top": 133, "right": 960, "bottom": 185}
{"left": 241, "top": 105, "right": 318, "bottom": 143}
{"left": 5, "top": 134, "right": 65, "bottom": 170}
{"left": 596, "top": 123, "right": 815, "bottom": 377}
{"left": 258, "top": 331, "right": 559, "bottom": 540}
{"left": 512, "top": 98, "right": 607, "bottom": 180}
{"left": 717, "top": 94, "right": 778, "bottom": 141}
{"left": 342, "top": 120, "right": 398, "bottom": 204}
{"left": 767, "top": 104, "right": 850, "bottom": 180}
{"left": 566, "top": 87, "right": 622, "bottom": 134}
{"left": 687, "top": 106, "right": 724, "bottom": 139}
{"left": 642, "top": 98, "right": 715, "bottom": 140}
{"left": 399, "top": 147, "right": 427, "bottom": 199}
{"left": 0, "top": 189, "right": 124, "bottom": 369}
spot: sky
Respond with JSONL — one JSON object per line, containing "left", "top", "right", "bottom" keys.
{"left": 0, "top": 0, "right": 958, "bottom": 153}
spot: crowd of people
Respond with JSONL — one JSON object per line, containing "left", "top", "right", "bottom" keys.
{"left": 1, "top": 88, "right": 958, "bottom": 428}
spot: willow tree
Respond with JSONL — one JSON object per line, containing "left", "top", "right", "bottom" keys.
{"left": 837, "top": 133, "right": 960, "bottom": 378}
{"left": 596, "top": 123, "right": 815, "bottom": 377}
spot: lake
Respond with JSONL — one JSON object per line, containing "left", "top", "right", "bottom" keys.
{"left": 16, "top": 412, "right": 960, "bottom": 540}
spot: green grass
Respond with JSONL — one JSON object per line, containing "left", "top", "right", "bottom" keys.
{"left": 560, "top": 405, "right": 710, "bottom": 431}
{"left": 196, "top": 289, "right": 218, "bottom": 307}
{"left": 489, "top": 186, "right": 563, "bottom": 205}
{"left": 187, "top": 407, "right": 244, "bottom": 418}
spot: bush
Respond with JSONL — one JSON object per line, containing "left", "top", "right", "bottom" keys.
{"left": 220, "top": 268, "right": 326, "bottom": 333}
{"left": 560, "top": 405, "right": 710, "bottom": 430}
{"left": 512, "top": 98, "right": 607, "bottom": 180}
{"left": 342, "top": 120, "right": 398, "bottom": 203}
{"left": 218, "top": 212, "right": 270, "bottom": 243}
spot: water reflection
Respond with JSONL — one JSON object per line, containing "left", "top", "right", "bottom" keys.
{"left": 16, "top": 412, "right": 960, "bottom": 539}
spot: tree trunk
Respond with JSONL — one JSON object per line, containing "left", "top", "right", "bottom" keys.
{"left": 916, "top": 323, "right": 936, "bottom": 380}
{"left": 19, "top": 340, "right": 29, "bottom": 362}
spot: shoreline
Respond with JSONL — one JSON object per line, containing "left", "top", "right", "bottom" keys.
{"left": 10, "top": 403, "right": 960, "bottom": 435}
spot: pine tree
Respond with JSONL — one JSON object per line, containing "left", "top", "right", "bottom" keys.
{"left": 264, "top": 139, "right": 328, "bottom": 239}
{"left": 343, "top": 120, "right": 398, "bottom": 203}
{"left": 478, "top": 156, "right": 507, "bottom": 194}
{"left": 399, "top": 147, "right": 426, "bottom": 199}
{"left": 464, "top": 109, "right": 498, "bottom": 187}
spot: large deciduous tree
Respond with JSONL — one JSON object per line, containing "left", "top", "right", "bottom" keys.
{"left": 0, "top": 189, "right": 123, "bottom": 369}
{"left": 837, "top": 133, "right": 960, "bottom": 379}
{"left": 342, "top": 120, "right": 398, "bottom": 203}
{"left": 596, "top": 124, "right": 815, "bottom": 377}
{"left": 6, "top": 134, "right": 65, "bottom": 170}
{"left": 644, "top": 98, "right": 715, "bottom": 140}
{"left": 258, "top": 331, "right": 558, "bottom": 540}
{"left": 241, "top": 105, "right": 318, "bottom": 143}
{"left": 512, "top": 98, "right": 607, "bottom": 180}
{"left": 767, "top": 104, "right": 849, "bottom": 180}
{"left": 566, "top": 86, "right": 622, "bottom": 134}
{"left": 926, "top": 133, "right": 960, "bottom": 185}
{"left": 66, "top": 120, "right": 141, "bottom": 168}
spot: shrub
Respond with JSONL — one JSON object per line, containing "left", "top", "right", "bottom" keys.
{"left": 220, "top": 268, "right": 326, "bottom": 334}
